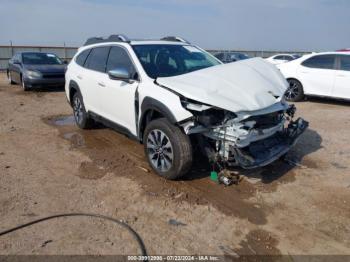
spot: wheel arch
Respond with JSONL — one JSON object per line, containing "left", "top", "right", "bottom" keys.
{"left": 139, "top": 97, "right": 177, "bottom": 142}
{"left": 68, "top": 80, "right": 81, "bottom": 106}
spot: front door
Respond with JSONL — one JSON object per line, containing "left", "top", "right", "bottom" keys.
{"left": 97, "top": 45, "right": 139, "bottom": 135}
{"left": 332, "top": 55, "right": 350, "bottom": 99}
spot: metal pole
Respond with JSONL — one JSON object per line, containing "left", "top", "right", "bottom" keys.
{"left": 10, "top": 40, "right": 13, "bottom": 56}
{"left": 63, "top": 42, "right": 67, "bottom": 61}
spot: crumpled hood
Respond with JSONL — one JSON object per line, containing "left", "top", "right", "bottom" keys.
{"left": 156, "top": 58, "right": 289, "bottom": 112}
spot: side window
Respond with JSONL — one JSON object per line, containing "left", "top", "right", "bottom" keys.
{"left": 85, "top": 46, "right": 110, "bottom": 73}
{"left": 274, "top": 55, "right": 284, "bottom": 60}
{"left": 75, "top": 49, "right": 91, "bottom": 67}
{"left": 284, "top": 56, "right": 293, "bottom": 61}
{"left": 339, "top": 55, "right": 350, "bottom": 71}
{"left": 215, "top": 53, "right": 224, "bottom": 61}
{"left": 106, "top": 46, "right": 136, "bottom": 76}
{"left": 302, "top": 55, "right": 335, "bottom": 70}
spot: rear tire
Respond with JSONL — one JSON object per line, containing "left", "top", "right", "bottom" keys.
{"left": 72, "top": 92, "right": 94, "bottom": 129}
{"left": 143, "top": 118, "right": 192, "bottom": 180}
{"left": 285, "top": 79, "right": 304, "bottom": 102}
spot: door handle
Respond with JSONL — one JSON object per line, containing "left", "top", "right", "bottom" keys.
{"left": 77, "top": 75, "right": 83, "bottom": 80}
{"left": 300, "top": 71, "right": 309, "bottom": 74}
{"left": 337, "top": 74, "right": 347, "bottom": 77}
{"left": 98, "top": 82, "right": 106, "bottom": 87}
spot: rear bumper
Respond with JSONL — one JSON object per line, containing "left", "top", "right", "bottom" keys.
{"left": 233, "top": 118, "right": 309, "bottom": 169}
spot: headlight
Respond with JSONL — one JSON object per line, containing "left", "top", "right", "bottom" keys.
{"left": 26, "top": 70, "right": 42, "bottom": 79}
{"left": 180, "top": 97, "right": 212, "bottom": 111}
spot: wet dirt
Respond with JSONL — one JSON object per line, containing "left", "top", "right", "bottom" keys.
{"left": 44, "top": 114, "right": 304, "bottom": 226}
{"left": 2, "top": 73, "right": 350, "bottom": 255}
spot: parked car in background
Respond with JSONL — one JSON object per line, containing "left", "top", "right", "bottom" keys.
{"left": 337, "top": 48, "right": 350, "bottom": 52}
{"left": 278, "top": 52, "right": 350, "bottom": 101}
{"left": 214, "top": 51, "right": 250, "bottom": 63}
{"left": 265, "top": 54, "right": 302, "bottom": 65}
{"left": 65, "top": 35, "right": 308, "bottom": 180}
{"left": 7, "top": 52, "right": 66, "bottom": 91}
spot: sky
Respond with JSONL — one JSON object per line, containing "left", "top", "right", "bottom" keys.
{"left": 0, "top": 0, "right": 349, "bottom": 51}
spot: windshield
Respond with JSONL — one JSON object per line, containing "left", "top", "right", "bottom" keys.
{"left": 22, "top": 53, "right": 63, "bottom": 65}
{"left": 132, "top": 44, "right": 221, "bottom": 78}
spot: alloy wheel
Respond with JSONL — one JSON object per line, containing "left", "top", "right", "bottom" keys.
{"left": 146, "top": 129, "right": 173, "bottom": 172}
{"left": 285, "top": 80, "right": 300, "bottom": 100}
{"left": 73, "top": 96, "right": 84, "bottom": 125}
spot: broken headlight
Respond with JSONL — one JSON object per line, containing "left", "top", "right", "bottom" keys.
{"left": 180, "top": 97, "right": 236, "bottom": 127}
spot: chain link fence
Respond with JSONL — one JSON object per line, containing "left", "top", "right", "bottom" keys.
{"left": 0, "top": 45, "right": 311, "bottom": 71}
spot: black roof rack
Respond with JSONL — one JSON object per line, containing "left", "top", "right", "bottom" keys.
{"left": 84, "top": 34, "right": 130, "bottom": 46}
{"left": 161, "top": 36, "right": 190, "bottom": 44}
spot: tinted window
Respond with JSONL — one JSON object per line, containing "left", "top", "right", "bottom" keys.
{"left": 274, "top": 55, "right": 284, "bottom": 60}
{"left": 106, "top": 46, "right": 135, "bottom": 76}
{"left": 214, "top": 53, "right": 224, "bottom": 61}
{"left": 302, "top": 55, "right": 335, "bottom": 69}
{"left": 85, "top": 47, "right": 110, "bottom": 72}
{"left": 76, "top": 49, "right": 91, "bottom": 66}
{"left": 22, "top": 53, "right": 62, "bottom": 65}
{"left": 284, "top": 56, "right": 293, "bottom": 61}
{"left": 340, "top": 55, "right": 350, "bottom": 71}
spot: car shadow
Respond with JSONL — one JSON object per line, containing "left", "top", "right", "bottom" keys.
{"left": 305, "top": 96, "right": 350, "bottom": 107}
{"left": 183, "top": 128, "right": 323, "bottom": 184}
{"left": 32, "top": 85, "right": 65, "bottom": 93}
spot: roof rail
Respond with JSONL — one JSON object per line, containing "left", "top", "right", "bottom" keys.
{"left": 84, "top": 34, "right": 130, "bottom": 46}
{"left": 161, "top": 36, "right": 190, "bottom": 44}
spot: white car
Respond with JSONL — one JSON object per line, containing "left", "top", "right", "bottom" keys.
{"left": 265, "top": 54, "right": 302, "bottom": 65}
{"left": 65, "top": 35, "right": 308, "bottom": 180}
{"left": 278, "top": 52, "right": 350, "bottom": 102}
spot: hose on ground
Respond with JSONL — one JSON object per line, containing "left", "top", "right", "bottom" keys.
{"left": 0, "top": 212, "right": 147, "bottom": 256}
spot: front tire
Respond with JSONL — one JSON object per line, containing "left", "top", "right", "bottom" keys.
{"left": 7, "top": 71, "right": 15, "bottom": 85}
{"left": 285, "top": 79, "right": 304, "bottom": 102}
{"left": 143, "top": 118, "right": 192, "bottom": 180}
{"left": 21, "top": 76, "right": 30, "bottom": 91}
{"left": 72, "top": 92, "right": 94, "bottom": 129}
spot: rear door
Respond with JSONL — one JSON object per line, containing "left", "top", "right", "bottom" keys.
{"left": 82, "top": 46, "right": 110, "bottom": 115}
{"left": 332, "top": 55, "right": 350, "bottom": 99}
{"left": 97, "top": 45, "right": 139, "bottom": 135}
{"left": 297, "top": 54, "right": 336, "bottom": 96}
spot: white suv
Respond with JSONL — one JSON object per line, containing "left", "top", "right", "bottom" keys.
{"left": 65, "top": 35, "right": 308, "bottom": 180}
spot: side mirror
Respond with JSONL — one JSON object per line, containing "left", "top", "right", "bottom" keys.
{"left": 63, "top": 60, "right": 68, "bottom": 64}
{"left": 108, "top": 67, "right": 132, "bottom": 82}
{"left": 13, "top": 60, "right": 21, "bottom": 65}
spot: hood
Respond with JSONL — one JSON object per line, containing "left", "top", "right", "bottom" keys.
{"left": 23, "top": 64, "right": 66, "bottom": 74}
{"left": 156, "top": 58, "right": 289, "bottom": 112}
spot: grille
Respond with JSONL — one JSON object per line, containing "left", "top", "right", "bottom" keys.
{"left": 42, "top": 74, "right": 65, "bottom": 79}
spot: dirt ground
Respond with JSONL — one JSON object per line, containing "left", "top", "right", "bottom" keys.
{"left": 0, "top": 72, "right": 349, "bottom": 258}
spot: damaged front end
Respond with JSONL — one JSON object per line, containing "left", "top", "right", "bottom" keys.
{"left": 181, "top": 99, "right": 308, "bottom": 169}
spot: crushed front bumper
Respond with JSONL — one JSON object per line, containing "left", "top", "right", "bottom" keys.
{"left": 232, "top": 118, "right": 308, "bottom": 169}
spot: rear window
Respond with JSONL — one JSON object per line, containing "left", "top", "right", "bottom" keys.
{"left": 84, "top": 46, "right": 110, "bottom": 73}
{"left": 302, "top": 55, "right": 336, "bottom": 70}
{"left": 75, "top": 49, "right": 91, "bottom": 67}
{"left": 339, "top": 55, "right": 350, "bottom": 71}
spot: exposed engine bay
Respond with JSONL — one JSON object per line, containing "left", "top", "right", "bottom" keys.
{"left": 181, "top": 98, "right": 309, "bottom": 169}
